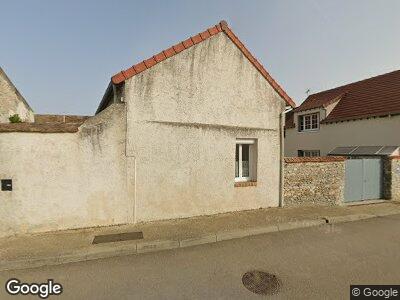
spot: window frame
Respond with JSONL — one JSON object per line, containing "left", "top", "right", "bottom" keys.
{"left": 298, "top": 150, "right": 320, "bottom": 157}
{"left": 298, "top": 113, "right": 319, "bottom": 132}
{"left": 235, "top": 139, "right": 257, "bottom": 182}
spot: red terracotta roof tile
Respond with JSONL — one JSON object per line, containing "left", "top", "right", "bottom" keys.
{"left": 182, "top": 38, "right": 194, "bottom": 48}
{"left": 294, "top": 70, "right": 400, "bottom": 123}
{"left": 154, "top": 52, "right": 167, "bottom": 63}
{"left": 110, "top": 21, "right": 295, "bottom": 107}
{"left": 191, "top": 34, "right": 203, "bottom": 44}
{"left": 207, "top": 26, "right": 220, "bottom": 36}
{"left": 200, "top": 30, "right": 211, "bottom": 40}
{"left": 133, "top": 62, "right": 146, "bottom": 74}
{"left": 143, "top": 57, "right": 157, "bottom": 68}
{"left": 122, "top": 67, "right": 137, "bottom": 78}
{"left": 173, "top": 42, "right": 185, "bottom": 53}
{"left": 163, "top": 47, "right": 176, "bottom": 58}
{"left": 111, "top": 72, "right": 126, "bottom": 84}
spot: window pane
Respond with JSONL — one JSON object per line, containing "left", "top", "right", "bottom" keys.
{"left": 312, "top": 151, "right": 320, "bottom": 157}
{"left": 242, "top": 144, "right": 250, "bottom": 177}
{"left": 305, "top": 115, "right": 311, "bottom": 129}
{"left": 311, "top": 114, "right": 318, "bottom": 128}
{"left": 235, "top": 145, "right": 239, "bottom": 177}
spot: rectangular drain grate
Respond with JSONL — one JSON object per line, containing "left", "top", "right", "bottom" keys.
{"left": 92, "top": 231, "right": 144, "bottom": 244}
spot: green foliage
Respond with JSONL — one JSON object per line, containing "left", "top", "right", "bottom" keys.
{"left": 9, "top": 114, "right": 22, "bottom": 123}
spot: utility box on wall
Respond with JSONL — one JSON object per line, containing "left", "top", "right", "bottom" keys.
{"left": 1, "top": 179, "right": 12, "bottom": 191}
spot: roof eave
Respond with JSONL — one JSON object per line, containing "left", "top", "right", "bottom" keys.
{"left": 321, "top": 110, "right": 400, "bottom": 124}
{"left": 95, "top": 82, "right": 114, "bottom": 114}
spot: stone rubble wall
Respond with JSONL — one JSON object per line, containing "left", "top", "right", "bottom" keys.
{"left": 284, "top": 157, "right": 346, "bottom": 207}
{"left": 388, "top": 157, "right": 400, "bottom": 201}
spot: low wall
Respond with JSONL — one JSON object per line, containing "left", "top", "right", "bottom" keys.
{"left": 283, "top": 157, "right": 346, "bottom": 207}
{"left": 0, "top": 103, "right": 132, "bottom": 238}
{"left": 385, "top": 157, "right": 400, "bottom": 201}
{"left": 392, "top": 158, "right": 400, "bottom": 201}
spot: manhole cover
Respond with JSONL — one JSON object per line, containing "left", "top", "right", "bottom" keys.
{"left": 242, "top": 270, "right": 281, "bottom": 295}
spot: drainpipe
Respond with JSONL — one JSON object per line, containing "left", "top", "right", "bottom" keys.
{"left": 279, "top": 106, "right": 293, "bottom": 207}
{"left": 118, "top": 82, "right": 135, "bottom": 224}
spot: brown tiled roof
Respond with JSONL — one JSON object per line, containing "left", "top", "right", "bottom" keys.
{"left": 35, "top": 114, "right": 89, "bottom": 124}
{"left": 0, "top": 114, "right": 90, "bottom": 133}
{"left": 295, "top": 70, "right": 400, "bottom": 123}
{"left": 111, "top": 21, "right": 295, "bottom": 108}
{"left": 285, "top": 110, "right": 295, "bottom": 129}
{"left": 0, "top": 122, "right": 81, "bottom": 133}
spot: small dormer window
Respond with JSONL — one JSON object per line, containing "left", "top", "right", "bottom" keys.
{"left": 299, "top": 113, "right": 319, "bottom": 132}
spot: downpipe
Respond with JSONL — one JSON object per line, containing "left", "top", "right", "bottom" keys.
{"left": 279, "top": 106, "right": 293, "bottom": 207}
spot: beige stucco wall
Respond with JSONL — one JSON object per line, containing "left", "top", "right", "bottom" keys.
{"left": 0, "top": 32, "right": 286, "bottom": 236}
{"left": 0, "top": 69, "right": 34, "bottom": 123}
{"left": 124, "top": 32, "right": 286, "bottom": 222}
{"left": 0, "top": 103, "right": 131, "bottom": 237}
{"left": 285, "top": 113, "right": 400, "bottom": 157}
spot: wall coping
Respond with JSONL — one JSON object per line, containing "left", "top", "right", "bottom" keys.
{"left": 0, "top": 122, "right": 81, "bottom": 133}
{"left": 284, "top": 156, "right": 346, "bottom": 164}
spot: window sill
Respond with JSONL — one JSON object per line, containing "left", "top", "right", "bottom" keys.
{"left": 234, "top": 181, "right": 257, "bottom": 187}
{"left": 298, "top": 129, "right": 319, "bottom": 133}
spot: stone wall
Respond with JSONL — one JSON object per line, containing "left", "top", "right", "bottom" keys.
{"left": 392, "top": 158, "right": 400, "bottom": 201}
{"left": 284, "top": 156, "right": 346, "bottom": 207}
{"left": 0, "top": 67, "right": 34, "bottom": 123}
{"left": 385, "top": 157, "right": 400, "bottom": 201}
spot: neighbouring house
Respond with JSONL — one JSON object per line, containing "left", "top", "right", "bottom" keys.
{"left": 285, "top": 70, "right": 400, "bottom": 157}
{"left": 0, "top": 21, "right": 295, "bottom": 237}
{"left": 0, "top": 67, "right": 34, "bottom": 123}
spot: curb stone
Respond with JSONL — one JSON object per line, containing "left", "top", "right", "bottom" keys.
{"left": 216, "top": 225, "right": 278, "bottom": 242}
{"left": 137, "top": 240, "right": 180, "bottom": 253}
{"left": 179, "top": 235, "right": 217, "bottom": 247}
{"left": 277, "top": 219, "right": 326, "bottom": 231}
{"left": 324, "top": 214, "right": 375, "bottom": 224}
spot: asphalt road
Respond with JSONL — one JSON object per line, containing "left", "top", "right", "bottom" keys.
{"left": 1, "top": 214, "right": 400, "bottom": 300}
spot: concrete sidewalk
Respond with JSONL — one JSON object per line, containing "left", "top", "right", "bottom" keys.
{"left": 1, "top": 201, "right": 400, "bottom": 271}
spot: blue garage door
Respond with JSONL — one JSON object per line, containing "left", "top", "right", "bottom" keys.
{"left": 344, "top": 158, "right": 382, "bottom": 202}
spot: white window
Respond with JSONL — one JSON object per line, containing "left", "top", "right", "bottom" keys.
{"left": 235, "top": 139, "right": 257, "bottom": 182}
{"left": 299, "top": 113, "right": 319, "bottom": 132}
{"left": 298, "top": 150, "right": 320, "bottom": 157}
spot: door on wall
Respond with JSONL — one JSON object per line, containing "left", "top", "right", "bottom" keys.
{"left": 344, "top": 158, "right": 383, "bottom": 202}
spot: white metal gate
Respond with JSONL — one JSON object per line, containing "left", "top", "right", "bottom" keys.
{"left": 344, "top": 158, "right": 383, "bottom": 202}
